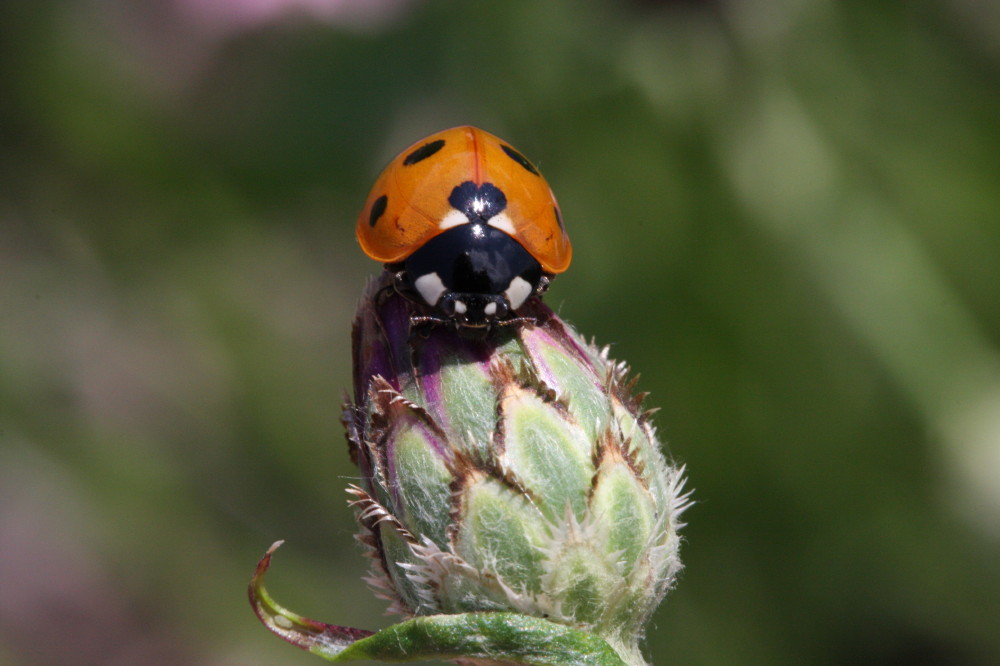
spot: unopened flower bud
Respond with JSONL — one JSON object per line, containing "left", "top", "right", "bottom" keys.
{"left": 343, "top": 273, "right": 690, "bottom": 665}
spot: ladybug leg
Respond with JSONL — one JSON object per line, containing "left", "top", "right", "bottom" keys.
{"left": 534, "top": 274, "right": 552, "bottom": 296}
{"left": 407, "top": 314, "right": 449, "bottom": 342}
{"left": 388, "top": 267, "right": 415, "bottom": 299}
{"left": 409, "top": 314, "right": 449, "bottom": 327}
{"left": 498, "top": 315, "right": 537, "bottom": 329}
{"left": 373, "top": 270, "right": 401, "bottom": 305}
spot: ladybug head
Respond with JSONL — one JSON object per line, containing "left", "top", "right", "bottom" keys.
{"left": 394, "top": 222, "right": 545, "bottom": 334}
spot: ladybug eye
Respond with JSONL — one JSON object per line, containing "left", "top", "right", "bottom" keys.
{"left": 500, "top": 144, "right": 539, "bottom": 176}
{"left": 403, "top": 139, "right": 445, "bottom": 166}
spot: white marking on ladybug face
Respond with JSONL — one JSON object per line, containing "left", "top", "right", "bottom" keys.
{"left": 414, "top": 272, "right": 447, "bottom": 306}
{"left": 487, "top": 213, "right": 516, "bottom": 235}
{"left": 439, "top": 210, "right": 468, "bottom": 230}
{"left": 505, "top": 276, "right": 533, "bottom": 311}
{"left": 453, "top": 300, "right": 467, "bottom": 314}
{"left": 483, "top": 302, "right": 498, "bottom": 316}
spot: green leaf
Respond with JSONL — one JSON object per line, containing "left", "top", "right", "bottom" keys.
{"left": 250, "top": 542, "right": 627, "bottom": 665}
{"left": 336, "top": 612, "right": 628, "bottom": 665}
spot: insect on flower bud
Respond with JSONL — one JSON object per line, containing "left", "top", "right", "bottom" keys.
{"left": 252, "top": 126, "right": 690, "bottom": 666}
{"left": 342, "top": 272, "right": 690, "bottom": 665}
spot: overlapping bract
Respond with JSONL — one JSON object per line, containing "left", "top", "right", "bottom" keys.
{"left": 343, "top": 275, "right": 689, "bottom": 665}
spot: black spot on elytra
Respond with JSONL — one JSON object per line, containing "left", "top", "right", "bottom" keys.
{"left": 368, "top": 194, "right": 388, "bottom": 227}
{"left": 403, "top": 139, "right": 445, "bottom": 166}
{"left": 554, "top": 205, "right": 564, "bottom": 232}
{"left": 501, "top": 144, "right": 539, "bottom": 176}
{"left": 448, "top": 182, "right": 507, "bottom": 221}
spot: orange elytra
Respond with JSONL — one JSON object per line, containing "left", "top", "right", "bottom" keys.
{"left": 356, "top": 125, "right": 571, "bottom": 273}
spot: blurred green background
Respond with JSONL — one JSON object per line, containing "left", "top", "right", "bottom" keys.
{"left": 2, "top": 0, "right": 999, "bottom": 663}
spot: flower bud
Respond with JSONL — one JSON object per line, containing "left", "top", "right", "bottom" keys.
{"left": 343, "top": 274, "right": 690, "bottom": 665}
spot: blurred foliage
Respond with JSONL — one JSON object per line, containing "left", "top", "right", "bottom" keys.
{"left": 2, "top": 0, "right": 999, "bottom": 664}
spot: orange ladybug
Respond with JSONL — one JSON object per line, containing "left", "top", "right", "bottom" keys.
{"left": 356, "top": 126, "right": 571, "bottom": 334}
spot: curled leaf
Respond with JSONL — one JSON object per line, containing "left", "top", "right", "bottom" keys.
{"left": 249, "top": 541, "right": 373, "bottom": 658}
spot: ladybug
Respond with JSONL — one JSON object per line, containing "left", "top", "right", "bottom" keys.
{"left": 356, "top": 126, "right": 571, "bottom": 334}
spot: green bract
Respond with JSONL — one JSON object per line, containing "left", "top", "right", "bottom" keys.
{"left": 342, "top": 275, "right": 690, "bottom": 665}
